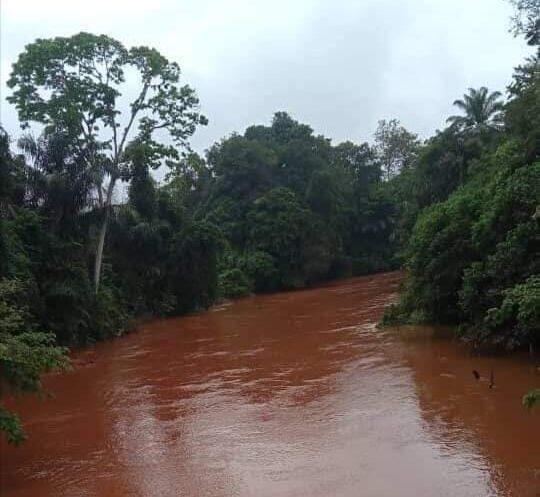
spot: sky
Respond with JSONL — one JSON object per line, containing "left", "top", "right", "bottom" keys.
{"left": 0, "top": 0, "right": 534, "bottom": 156}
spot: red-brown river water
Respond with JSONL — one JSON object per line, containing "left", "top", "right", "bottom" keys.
{"left": 1, "top": 272, "right": 539, "bottom": 496}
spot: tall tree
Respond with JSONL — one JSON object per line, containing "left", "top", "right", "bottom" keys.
{"left": 374, "top": 119, "right": 419, "bottom": 180}
{"left": 7, "top": 32, "right": 207, "bottom": 291}
{"left": 446, "top": 87, "right": 504, "bottom": 131}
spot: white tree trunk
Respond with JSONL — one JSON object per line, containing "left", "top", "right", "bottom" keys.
{"left": 94, "top": 178, "right": 116, "bottom": 293}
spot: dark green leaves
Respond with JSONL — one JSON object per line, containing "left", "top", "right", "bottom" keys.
{"left": 0, "top": 278, "right": 68, "bottom": 444}
{"left": 7, "top": 32, "right": 207, "bottom": 175}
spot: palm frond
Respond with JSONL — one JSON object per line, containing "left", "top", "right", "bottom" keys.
{"left": 449, "top": 87, "right": 504, "bottom": 129}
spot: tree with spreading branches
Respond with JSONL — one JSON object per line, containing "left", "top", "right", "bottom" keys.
{"left": 7, "top": 32, "right": 207, "bottom": 291}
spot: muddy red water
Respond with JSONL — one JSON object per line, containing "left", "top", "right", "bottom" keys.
{"left": 1, "top": 272, "right": 539, "bottom": 496}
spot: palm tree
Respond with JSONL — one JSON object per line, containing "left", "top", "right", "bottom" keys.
{"left": 17, "top": 132, "right": 94, "bottom": 227}
{"left": 446, "top": 87, "right": 504, "bottom": 130}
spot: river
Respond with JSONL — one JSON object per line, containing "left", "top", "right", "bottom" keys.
{"left": 0, "top": 272, "right": 538, "bottom": 496}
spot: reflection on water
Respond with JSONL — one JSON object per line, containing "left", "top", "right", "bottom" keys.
{"left": 1, "top": 272, "right": 538, "bottom": 496}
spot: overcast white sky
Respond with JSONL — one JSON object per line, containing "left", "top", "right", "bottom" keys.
{"left": 0, "top": 0, "right": 534, "bottom": 154}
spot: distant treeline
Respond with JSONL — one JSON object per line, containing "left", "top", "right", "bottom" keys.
{"left": 1, "top": 2, "right": 538, "bottom": 442}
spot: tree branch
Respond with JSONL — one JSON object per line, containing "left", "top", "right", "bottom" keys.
{"left": 117, "top": 79, "right": 150, "bottom": 162}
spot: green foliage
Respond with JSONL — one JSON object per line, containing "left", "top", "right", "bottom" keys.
{"left": 205, "top": 112, "right": 395, "bottom": 291}
{"left": 7, "top": 32, "right": 207, "bottom": 292}
{"left": 7, "top": 32, "right": 206, "bottom": 149}
{"left": 385, "top": 52, "right": 540, "bottom": 352}
{"left": 110, "top": 193, "right": 222, "bottom": 316}
{"left": 218, "top": 268, "right": 251, "bottom": 299}
{"left": 247, "top": 188, "right": 314, "bottom": 285}
{"left": 390, "top": 153, "right": 539, "bottom": 344}
{"left": 523, "top": 389, "right": 540, "bottom": 408}
{"left": 483, "top": 276, "right": 540, "bottom": 347}
{"left": 0, "top": 407, "right": 25, "bottom": 445}
{"left": 167, "top": 221, "right": 222, "bottom": 313}
{"left": 239, "top": 251, "right": 280, "bottom": 292}
{"left": 0, "top": 278, "right": 68, "bottom": 444}
{"left": 402, "top": 186, "right": 483, "bottom": 322}
{"left": 447, "top": 87, "right": 504, "bottom": 131}
{"left": 510, "top": 0, "right": 540, "bottom": 45}
{"left": 374, "top": 119, "right": 420, "bottom": 180}
{"left": 505, "top": 56, "right": 540, "bottom": 161}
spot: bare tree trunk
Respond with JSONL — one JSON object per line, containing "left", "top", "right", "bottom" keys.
{"left": 94, "top": 177, "right": 116, "bottom": 294}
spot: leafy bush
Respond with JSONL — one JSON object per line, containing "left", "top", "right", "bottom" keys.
{"left": 483, "top": 276, "right": 540, "bottom": 349}
{"left": 239, "top": 251, "right": 279, "bottom": 292}
{"left": 218, "top": 268, "right": 252, "bottom": 298}
{"left": 0, "top": 279, "right": 68, "bottom": 444}
{"left": 523, "top": 389, "right": 540, "bottom": 409}
{"left": 385, "top": 146, "right": 539, "bottom": 350}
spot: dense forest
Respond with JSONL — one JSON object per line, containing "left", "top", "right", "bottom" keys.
{"left": 1, "top": 1, "right": 538, "bottom": 443}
